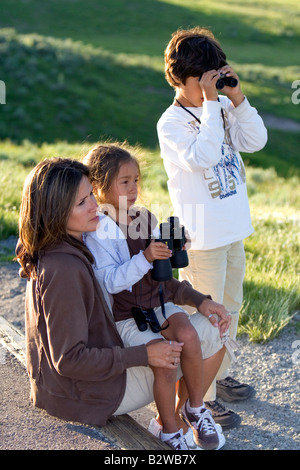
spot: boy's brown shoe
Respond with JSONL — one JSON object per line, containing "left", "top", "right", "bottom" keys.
{"left": 217, "top": 376, "right": 256, "bottom": 402}
{"left": 204, "top": 400, "right": 241, "bottom": 429}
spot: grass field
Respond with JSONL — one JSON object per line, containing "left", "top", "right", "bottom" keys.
{"left": 0, "top": 0, "right": 299, "bottom": 164}
{"left": 0, "top": 0, "right": 299, "bottom": 341}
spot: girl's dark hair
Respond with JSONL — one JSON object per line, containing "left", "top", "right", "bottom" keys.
{"left": 164, "top": 27, "right": 227, "bottom": 88}
{"left": 82, "top": 143, "right": 140, "bottom": 204}
{"left": 17, "top": 158, "right": 94, "bottom": 279}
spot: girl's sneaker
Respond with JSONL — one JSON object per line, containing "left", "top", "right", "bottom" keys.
{"left": 181, "top": 402, "right": 220, "bottom": 450}
{"left": 148, "top": 417, "right": 225, "bottom": 450}
{"left": 148, "top": 420, "right": 188, "bottom": 450}
{"left": 148, "top": 417, "right": 162, "bottom": 437}
{"left": 184, "top": 424, "right": 225, "bottom": 450}
{"left": 161, "top": 429, "right": 189, "bottom": 450}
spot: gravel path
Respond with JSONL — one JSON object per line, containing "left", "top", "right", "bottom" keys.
{"left": 0, "top": 237, "right": 299, "bottom": 450}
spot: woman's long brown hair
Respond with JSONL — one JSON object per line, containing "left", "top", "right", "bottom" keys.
{"left": 16, "top": 158, "right": 94, "bottom": 279}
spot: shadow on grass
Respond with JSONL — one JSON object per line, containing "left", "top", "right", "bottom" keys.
{"left": 0, "top": 28, "right": 173, "bottom": 147}
{"left": 1, "top": 0, "right": 297, "bottom": 58}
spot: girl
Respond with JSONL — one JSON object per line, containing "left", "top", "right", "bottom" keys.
{"left": 17, "top": 158, "right": 184, "bottom": 436}
{"left": 83, "top": 144, "right": 231, "bottom": 450}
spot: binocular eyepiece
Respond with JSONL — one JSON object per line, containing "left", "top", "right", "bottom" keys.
{"left": 216, "top": 73, "right": 238, "bottom": 90}
{"left": 151, "top": 216, "right": 189, "bottom": 282}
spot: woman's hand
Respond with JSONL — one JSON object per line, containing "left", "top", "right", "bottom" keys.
{"left": 146, "top": 340, "right": 184, "bottom": 369}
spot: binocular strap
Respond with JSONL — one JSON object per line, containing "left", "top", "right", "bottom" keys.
{"left": 158, "top": 284, "right": 170, "bottom": 331}
{"left": 175, "top": 98, "right": 226, "bottom": 132}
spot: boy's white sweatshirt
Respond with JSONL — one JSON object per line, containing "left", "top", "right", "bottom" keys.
{"left": 157, "top": 96, "right": 267, "bottom": 250}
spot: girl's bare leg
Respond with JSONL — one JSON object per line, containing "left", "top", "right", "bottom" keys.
{"left": 154, "top": 314, "right": 226, "bottom": 431}
{"left": 176, "top": 345, "right": 226, "bottom": 418}
{"left": 151, "top": 365, "right": 178, "bottom": 433}
{"left": 162, "top": 313, "right": 205, "bottom": 407}
{"left": 147, "top": 339, "right": 179, "bottom": 434}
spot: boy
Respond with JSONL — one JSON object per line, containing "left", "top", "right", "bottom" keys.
{"left": 157, "top": 27, "right": 267, "bottom": 428}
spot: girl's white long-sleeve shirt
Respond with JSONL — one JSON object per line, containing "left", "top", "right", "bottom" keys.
{"left": 85, "top": 213, "right": 155, "bottom": 295}
{"left": 157, "top": 96, "right": 268, "bottom": 250}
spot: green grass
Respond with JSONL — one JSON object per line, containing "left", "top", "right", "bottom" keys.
{"left": 1, "top": 141, "right": 299, "bottom": 343}
{"left": 239, "top": 167, "right": 300, "bottom": 342}
{"left": 0, "top": 28, "right": 170, "bottom": 147}
{"left": 0, "top": 0, "right": 299, "bottom": 172}
{"left": 0, "top": 0, "right": 299, "bottom": 342}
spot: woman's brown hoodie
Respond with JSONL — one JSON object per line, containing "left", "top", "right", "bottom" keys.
{"left": 25, "top": 240, "right": 148, "bottom": 425}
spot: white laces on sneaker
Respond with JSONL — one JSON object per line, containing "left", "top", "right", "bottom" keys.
{"left": 165, "top": 430, "right": 189, "bottom": 450}
{"left": 171, "top": 434, "right": 189, "bottom": 450}
{"left": 197, "top": 409, "right": 217, "bottom": 435}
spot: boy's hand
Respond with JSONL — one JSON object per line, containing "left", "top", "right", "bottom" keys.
{"left": 199, "top": 70, "right": 219, "bottom": 102}
{"left": 218, "top": 65, "right": 245, "bottom": 107}
{"left": 183, "top": 228, "right": 191, "bottom": 251}
{"left": 143, "top": 240, "right": 172, "bottom": 263}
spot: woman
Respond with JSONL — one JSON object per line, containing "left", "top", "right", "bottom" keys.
{"left": 16, "top": 158, "right": 183, "bottom": 428}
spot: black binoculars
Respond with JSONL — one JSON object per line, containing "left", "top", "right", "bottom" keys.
{"left": 131, "top": 306, "right": 161, "bottom": 333}
{"left": 216, "top": 73, "right": 238, "bottom": 90}
{"left": 151, "top": 216, "right": 189, "bottom": 282}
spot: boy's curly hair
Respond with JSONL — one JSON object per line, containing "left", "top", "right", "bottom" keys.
{"left": 164, "top": 27, "right": 227, "bottom": 88}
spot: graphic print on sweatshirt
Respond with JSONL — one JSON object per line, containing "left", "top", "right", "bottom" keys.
{"left": 187, "top": 113, "right": 246, "bottom": 200}
{"left": 203, "top": 143, "right": 246, "bottom": 200}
